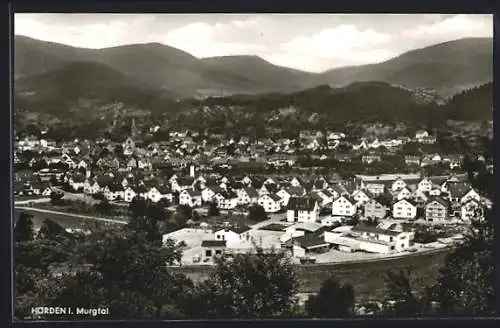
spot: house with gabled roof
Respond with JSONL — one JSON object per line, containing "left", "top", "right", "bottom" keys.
{"left": 329, "top": 183, "right": 349, "bottom": 199}
{"left": 460, "top": 188, "right": 481, "bottom": 204}
{"left": 411, "top": 188, "right": 429, "bottom": 207}
{"left": 393, "top": 186, "right": 412, "bottom": 201}
{"left": 237, "top": 186, "right": 259, "bottom": 205}
{"left": 461, "top": 199, "right": 485, "bottom": 223}
{"left": 392, "top": 199, "right": 417, "bottom": 220}
{"left": 179, "top": 189, "right": 202, "bottom": 208}
{"left": 214, "top": 225, "right": 251, "bottom": 246}
{"left": 363, "top": 198, "right": 388, "bottom": 220}
{"left": 258, "top": 183, "right": 270, "bottom": 196}
{"left": 214, "top": 190, "right": 239, "bottom": 210}
{"left": 417, "top": 177, "right": 433, "bottom": 193}
{"left": 171, "top": 176, "right": 195, "bottom": 193}
{"left": 331, "top": 195, "right": 357, "bottom": 217}
{"left": 391, "top": 177, "right": 407, "bottom": 192}
{"left": 311, "top": 189, "right": 334, "bottom": 208}
{"left": 352, "top": 189, "right": 373, "bottom": 205}
{"left": 290, "top": 177, "right": 302, "bottom": 188}
{"left": 201, "top": 185, "right": 225, "bottom": 203}
{"left": 425, "top": 197, "right": 449, "bottom": 223}
{"left": 158, "top": 184, "right": 173, "bottom": 202}
{"left": 69, "top": 174, "right": 86, "bottom": 191}
{"left": 447, "top": 182, "right": 473, "bottom": 203}
{"left": 286, "top": 197, "right": 320, "bottom": 223}
{"left": 123, "top": 186, "right": 137, "bottom": 202}
{"left": 133, "top": 185, "right": 149, "bottom": 199}
{"left": 104, "top": 183, "right": 124, "bottom": 201}
{"left": 257, "top": 193, "right": 282, "bottom": 213}
{"left": 292, "top": 233, "right": 331, "bottom": 258}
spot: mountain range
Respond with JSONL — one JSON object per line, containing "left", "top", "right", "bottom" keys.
{"left": 15, "top": 35, "right": 493, "bottom": 100}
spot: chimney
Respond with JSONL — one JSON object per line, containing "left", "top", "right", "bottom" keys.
{"left": 189, "top": 165, "right": 195, "bottom": 177}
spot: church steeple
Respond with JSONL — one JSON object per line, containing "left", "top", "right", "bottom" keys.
{"left": 131, "top": 118, "right": 139, "bottom": 137}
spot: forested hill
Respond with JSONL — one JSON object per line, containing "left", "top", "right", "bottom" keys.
{"left": 444, "top": 82, "right": 493, "bottom": 121}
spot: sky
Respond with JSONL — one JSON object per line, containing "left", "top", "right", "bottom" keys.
{"left": 14, "top": 13, "right": 493, "bottom": 73}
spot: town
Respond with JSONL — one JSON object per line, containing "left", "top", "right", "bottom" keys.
{"left": 14, "top": 124, "right": 493, "bottom": 266}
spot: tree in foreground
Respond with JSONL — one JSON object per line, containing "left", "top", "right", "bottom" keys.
{"left": 305, "top": 276, "right": 355, "bottom": 318}
{"left": 208, "top": 202, "right": 220, "bottom": 216}
{"left": 425, "top": 210, "right": 495, "bottom": 315}
{"left": 24, "top": 225, "right": 190, "bottom": 319}
{"left": 184, "top": 248, "right": 298, "bottom": 318}
{"left": 14, "top": 212, "right": 34, "bottom": 243}
{"left": 380, "top": 269, "right": 422, "bottom": 316}
{"left": 247, "top": 204, "right": 267, "bottom": 222}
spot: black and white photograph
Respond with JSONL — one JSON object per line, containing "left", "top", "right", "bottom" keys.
{"left": 12, "top": 13, "right": 494, "bottom": 320}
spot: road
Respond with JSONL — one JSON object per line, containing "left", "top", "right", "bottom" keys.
{"left": 14, "top": 198, "right": 51, "bottom": 205}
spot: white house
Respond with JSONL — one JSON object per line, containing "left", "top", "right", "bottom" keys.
{"left": 158, "top": 185, "right": 173, "bottom": 203}
{"left": 201, "top": 186, "right": 224, "bottom": 203}
{"left": 391, "top": 178, "right": 407, "bottom": 192}
{"left": 214, "top": 191, "right": 239, "bottom": 210}
{"left": 290, "top": 177, "right": 302, "bottom": 187}
{"left": 417, "top": 178, "right": 433, "bottom": 193}
{"left": 392, "top": 199, "right": 417, "bottom": 220}
{"left": 237, "top": 187, "right": 259, "bottom": 205}
{"left": 415, "top": 130, "right": 429, "bottom": 140}
{"left": 123, "top": 186, "right": 137, "bottom": 202}
{"left": 331, "top": 196, "right": 357, "bottom": 217}
{"left": 258, "top": 184, "right": 270, "bottom": 196}
{"left": 461, "top": 199, "right": 484, "bottom": 223}
{"left": 460, "top": 188, "right": 481, "bottom": 204}
{"left": 394, "top": 187, "right": 412, "bottom": 201}
{"left": 214, "top": 226, "right": 251, "bottom": 246}
{"left": 104, "top": 184, "right": 124, "bottom": 201}
{"left": 179, "top": 189, "right": 202, "bottom": 208}
{"left": 350, "top": 225, "right": 413, "bottom": 253}
{"left": 352, "top": 189, "right": 372, "bottom": 205}
{"left": 147, "top": 187, "right": 163, "bottom": 203}
{"left": 257, "top": 194, "right": 282, "bottom": 213}
{"left": 324, "top": 225, "right": 413, "bottom": 254}
{"left": 286, "top": 197, "right": 320, "bottom": 223}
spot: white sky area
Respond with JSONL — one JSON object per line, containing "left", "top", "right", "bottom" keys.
{"left": 14, "top": 13, "right": 493, "bottom": 73}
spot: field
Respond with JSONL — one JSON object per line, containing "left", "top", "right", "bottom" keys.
{"left": 169, "top": 248, "right": 451, "bottom": 302}
{"left": 14, "top": 208, "right": 126, "bottom": 231}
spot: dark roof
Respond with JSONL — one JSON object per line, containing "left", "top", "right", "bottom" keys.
{"left": 287, "top": 186, "right": 306, "bottom": 196}
{"left": 184, "top": 189, "right": 202, "bottom": 197}
{"left": 177, "top": 176, "right": 195, "bottom": 186}
{"left": 217, "top": 190, "right": 238, "bottom": 199}
{"left": 448, "top": 182, "right": 472, "bottom": 198}
{"left": 287, "top": 197, "right": 318, "bottom": 211}
{"left": 265, "top": 183, "right": 279, "bottom": 193}
{"left": 394, "top": 198, "right": 417, "bottom": 207}
{"left": 243, "top": 187, "right": 259, "bottom": 198}
{"left": 108, "top": 184, "right": 123, "bottom": 192}
{"left": 268, "top": 193, "right": 282, "bottom": 202}
{"left": 134, "top": 185, "right": 148, "bottom": 193}
{"left": 157, "top": 184, "right": 171, "bottom": 194}
{"left": 218, "top": 225, "right": 251, "bottom": 234}
{"left": 207, "top": 185, "right": 225, "bottom": 194}
{"left": 373, "top": 195, "right": 392, "bottom": 207}
{"left": 295, "top": 234, "right": 330, "bottom": 249}
{"left": 201, "top": 240, "right": 227, "bottom": 247}
{"left": 426, "top": 197, "right": 449, "bottom": 208}
{"left": 352, "top": 224, "right": 402, "bottom": 237}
